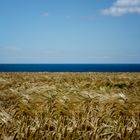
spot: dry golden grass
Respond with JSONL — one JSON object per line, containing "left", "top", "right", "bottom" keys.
{"left": 0, "top": 72, "right": 140, "bottom": 140}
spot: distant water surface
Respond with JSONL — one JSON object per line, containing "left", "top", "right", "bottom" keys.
{"left": 0, "top": 64, "right": 140, "bottom": 72}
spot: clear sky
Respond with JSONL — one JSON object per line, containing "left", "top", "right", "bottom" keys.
{"left": 0, "top": 0, "right": 140, "bottom": 64}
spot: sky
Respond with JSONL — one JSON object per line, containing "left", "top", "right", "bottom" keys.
{"left": 0, "top": 0, "right": 140, "bottom": 64}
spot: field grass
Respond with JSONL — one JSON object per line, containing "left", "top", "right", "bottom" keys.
{"left": 0, "top": 72, "right": 140, "bottom": 140}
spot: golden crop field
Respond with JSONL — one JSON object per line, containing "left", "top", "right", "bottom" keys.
{"left": 0, "top": 72, "right": 140, "bottom": 140}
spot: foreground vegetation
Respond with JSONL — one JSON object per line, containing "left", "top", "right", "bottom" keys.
{"left": 0, "top": 72, "right": 140, "bottom": 140}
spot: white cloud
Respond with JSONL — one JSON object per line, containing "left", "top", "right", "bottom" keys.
{"left": 101, "top": 0, "right": 140, "bottom": 16}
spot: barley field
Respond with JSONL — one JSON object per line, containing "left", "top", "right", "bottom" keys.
{"left": 0, "top": 72, "right": 140, "bottom": 140}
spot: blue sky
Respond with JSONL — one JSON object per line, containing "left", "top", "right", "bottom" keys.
{"left": 0, "top": 0, "right": 140, "bottom": 63}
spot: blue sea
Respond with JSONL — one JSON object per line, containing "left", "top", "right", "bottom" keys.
{"left": 0, "top": 64, "right": 140, "bottom": 72}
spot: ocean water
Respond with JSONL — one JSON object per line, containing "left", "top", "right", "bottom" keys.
{"left": 0, "top": 64, "right": 140, "bottom": 72}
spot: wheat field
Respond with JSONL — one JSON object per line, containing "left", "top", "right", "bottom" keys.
{"left": 0, "top": 72, "right": 140, "bottom": 140}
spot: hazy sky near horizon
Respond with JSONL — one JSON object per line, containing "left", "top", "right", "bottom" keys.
{"left": 0, "top": 0, "right": 140, "bottom": 63}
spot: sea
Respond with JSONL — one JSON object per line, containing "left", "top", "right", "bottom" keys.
{"left": 0, "top": 64, "right": 140, "bottom": 72}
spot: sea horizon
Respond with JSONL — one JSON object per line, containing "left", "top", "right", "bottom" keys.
{"left": 0, "top": 64, "right": 140, "bottom": 72}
